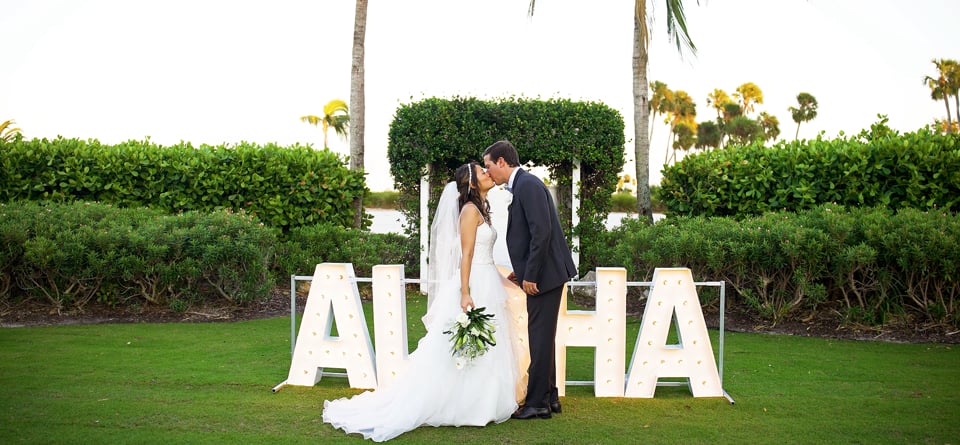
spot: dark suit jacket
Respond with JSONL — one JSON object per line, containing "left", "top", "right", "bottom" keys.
{"left": 506, "top": 169, "right": 578, "bottom": 292}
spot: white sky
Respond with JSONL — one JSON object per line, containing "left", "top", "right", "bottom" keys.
{"left": 3, "top": 0, "right": 958, "bottom": 191}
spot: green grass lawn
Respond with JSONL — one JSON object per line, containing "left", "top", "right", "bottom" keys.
{"left": 1, "top": 296, "right": 957, "bottom": 444}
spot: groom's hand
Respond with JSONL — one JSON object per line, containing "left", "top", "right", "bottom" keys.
{"left": 522, "top": 280, "right": 539, "bottom": 295}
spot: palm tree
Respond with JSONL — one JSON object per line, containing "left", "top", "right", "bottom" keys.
{"left": 660, "top": 91, "right": 677, "bottom": 164}
{"left": 695, "top": 120, "right": 722, "bottom": 151}
{"left": 705, "top": 88, "right": 732, "bottom": 119}
{"left": 665, "top": 90, "right": 695, "bottom": 164}
{"left": 0, "top": 119, "right": 21, "bottom": 143}
{"left": 726, "top": 115, "right": 762, "bottom": 146}
{"left": 349, "top": 0, "right": 368, "bottom": 228}
{"left": 734, "top": 82, "right": 763, "bottom": 116}
{"left": 758, "top": 112, "right": 780, "bottom": 142}
{"left": 720, "top": 102, "right": 742, "bottom": 147}
{"left": 529, "top": 0, "right": 698, "bottom": 223}
{"left": 300, "top": 99, "right": 350, "bottom": 149}
{"left": 924, "top": 59, "right": 953, "bottom": 133}
{"left": 942, "top": 59, "right": 960, "bottom": 126}
{"left": 788, "top": 92, "right": 818, "bottom": 140}
{"left": 649, "top": 80, "right": 672, "bottom": 142}
{"left": 671, "top": 120, "right": 697, "bottom": 157}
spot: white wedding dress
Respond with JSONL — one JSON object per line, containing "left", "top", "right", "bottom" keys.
{"left": 322, "top": 221, "right": 521, "bottom": 442}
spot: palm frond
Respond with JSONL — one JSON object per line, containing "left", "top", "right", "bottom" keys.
{"left": 323, "top": 99, "right": 349, "bottom": 116}
{"left": 1, "top": 119, "right": 22, "bottom": 142}
{"left": 664, "top": 0, "right": 697, "bottom": 57}
{"left": 300, "top": 115, "right": 322, "bottom": 126}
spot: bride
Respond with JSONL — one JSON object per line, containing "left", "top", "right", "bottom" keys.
{"left": 323, "top": 162, "right": 524, "bottom": 442}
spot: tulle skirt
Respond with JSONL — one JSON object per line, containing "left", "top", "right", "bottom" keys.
{"left": 322, "top": 263, "right": 522, "bottom": 442}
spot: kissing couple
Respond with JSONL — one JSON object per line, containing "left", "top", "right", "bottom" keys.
{"left": 323, "top": 140, "right": 577, "bottom": 441}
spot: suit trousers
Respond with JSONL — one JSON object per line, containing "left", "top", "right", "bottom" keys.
{"left": 523, "top": 283, "right": 563, "bottom": 408}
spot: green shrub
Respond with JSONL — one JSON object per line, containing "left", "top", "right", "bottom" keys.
{"left": 1, "top": 201, "right": 277, "bottom": 312}
{"left": 275, "top": 223, "right": 417, "bottom": 281}
{"left": 364, "top": 190, "right": 400, "bottom": 209}
{"left": 0, "top": 137, "right": 368, "bottom": 231}
{"left": 610, "top": 188, "right": 666, "bottom": 213}
{"left": 660, "top": 126, "right": 960, "bottom": 217}
{"left": 601, "top": 204, "right": 959, "bottom": 327}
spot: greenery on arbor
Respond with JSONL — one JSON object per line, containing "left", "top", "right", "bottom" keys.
{"left": 386, "top": 96, "right": 625, "bottom": 271}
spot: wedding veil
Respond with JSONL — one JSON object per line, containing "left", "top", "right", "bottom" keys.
{"left": 425, "top": 181, "right": 461, "bottom": 312}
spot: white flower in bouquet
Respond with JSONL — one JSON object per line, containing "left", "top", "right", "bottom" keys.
{"left": 443, "top": 306, "right": 497, "bottom": 368}
{"left": 456, "top": 312, "right": 470, "bottom": 328}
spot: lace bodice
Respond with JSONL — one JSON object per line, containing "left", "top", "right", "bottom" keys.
{"left": 471, "top": 222, "right": 496, "bottom": 265}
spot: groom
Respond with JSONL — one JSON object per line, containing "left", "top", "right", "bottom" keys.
{"left": 482, "top": 140, "right": 578, "bottom": 420}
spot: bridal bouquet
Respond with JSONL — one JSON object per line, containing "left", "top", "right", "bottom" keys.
{"left": 443, "top": 306, "right": 497, "bottom": 369}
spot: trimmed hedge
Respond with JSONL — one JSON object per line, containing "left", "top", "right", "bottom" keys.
{"left": 4, "top": 200, "right": 957, "bottom": 331}
{"left": 0, "top": 201, "right": 277, "bottom": 312}
{"left": 275, "top": 223, "right": 418, "bottom": 280}
{"left": 0, "top": 137, "right": 368, "bottom": 231}
{"left": 0, "top": 201, "right": 417, "bottom": 314}
{"left": 660, "top": 126, "right": 960, "bottom": 217}
{"left": 600, "top": 204, "right": 960, "bottom": 327}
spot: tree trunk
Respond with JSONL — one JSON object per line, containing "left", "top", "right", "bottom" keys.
{"left": 633, "top": 15, "right": 653, "bottom": 224}
{"left": 943, "top": 95, "right": 953, "bottom": 133}
{"left": 663, "top": 124, "right": 677, "bottom": 165}
{"left": 795, "top": 122, "right": 801, "bottom": 140}
{"left": 350, "top": 0, "right": 368, "bottom": 228}
{"left": 648, "top": 111, "right": 657, "bottom": 146}
{"left": 954, "top": 93, "right": 959, "bottom": 131}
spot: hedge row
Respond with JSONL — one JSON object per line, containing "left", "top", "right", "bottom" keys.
{"left": 0, "top": 201, "right": 414, "bottom": 314}
{"left": 0, "top": 137, "right": 367, "bottom": 231}
{"left": 600, "top": 204, "right": 960, "bottom": 327}
{"left": 274, "top": 223, "right": 418, "bottom": 281}
{"left": 0, "top": 201, "right": 276, "bottom": 312}
{"left": 5, "top": 200, "right": 958, "bottom": 330}
{"left": 660, "top": 126, "right": 960, "bottom": 217}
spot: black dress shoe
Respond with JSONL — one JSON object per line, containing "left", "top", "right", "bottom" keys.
{"left": 511, "top": 405, "right": 552, "bottom": 420}
{"left": 550, "top": 400, "right": 562, "bottom": 414}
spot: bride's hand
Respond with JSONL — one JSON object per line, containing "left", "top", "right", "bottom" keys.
{"left": 460, "top": 294, "right": 474, "bottom": 312}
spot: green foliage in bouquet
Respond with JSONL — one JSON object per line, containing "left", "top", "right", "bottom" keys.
{"left": 443, "top": 306, "right": 497, "bottom": 367}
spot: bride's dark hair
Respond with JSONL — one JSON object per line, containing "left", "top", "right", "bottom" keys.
{"left": 454, "top": 162, "right": 491, "bottom": 224}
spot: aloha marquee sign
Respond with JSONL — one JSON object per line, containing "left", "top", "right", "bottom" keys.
{"left": 278, "top": 264, "right": 727, "bottom": 399}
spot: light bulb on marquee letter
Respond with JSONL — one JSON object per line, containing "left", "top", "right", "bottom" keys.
{"left": 555, "top": 268, "right": 627, "bottom": 397}
{"left": 372, "top": 265, "right": 410, "bottom": 389}
{"left": 284, "top": 263, "right": 378, "bottom": 389}
{"left": 624, "top": 268, "right": 723, "bottom": 398}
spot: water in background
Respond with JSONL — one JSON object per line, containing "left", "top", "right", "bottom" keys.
{"left": 367, "top": 187, "right": 663, "bottom": 267}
